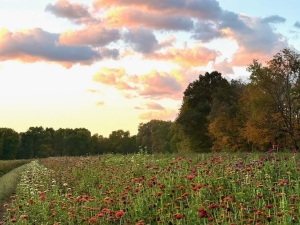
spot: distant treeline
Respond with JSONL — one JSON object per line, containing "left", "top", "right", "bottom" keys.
{"left": 1, "top": 48, "right": 300, "bottom": 159}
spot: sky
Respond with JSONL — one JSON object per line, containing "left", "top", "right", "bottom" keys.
{"left": 0, "top": 0, "right": 299, "bottom": 137}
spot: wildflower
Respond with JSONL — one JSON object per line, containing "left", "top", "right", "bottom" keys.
{"left": 96, "top": 213, "right": 105, "bottom": 217}
{"left": 208, "top": 204, "right": 219, "bottom": 209}
{"left": 198, "top": 208, "right": 209, "bottom": 218}
{"left": 40, "top": 193, "right": 46, "bottom": 201}
{"left": 208, "top": 217, "right": 214, "bottom": 221}
{"left": 186, "top": 175, "right": 195, "bottom": 180}
{"left": 256, "top": 194, "right": 263, "bottom": 199}
{"left": 10, "top": 218, "right": 17, "bottom": 223}
{"left": 174, "top": 213, "right": 184, "bottom": 220}
{"left": 20, "top": 215, "right": 29, "bottom": 219}
{"left": 217, "top": 186, "right": 223, "bottom": 191}
{"left": 88, "top": 217, "right": 97, "bottom": 223}
{"left": 115, "top": 210, "right": 125, "bottom": 219}
{"left": 278, "top": 179, "right": 288, "bottom": 186}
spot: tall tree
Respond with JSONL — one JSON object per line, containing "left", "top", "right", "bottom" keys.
{"left": 0, "top": 128, "right": 19, "bottom": 159}
{"left": 247, "top": 48, "right": 300, "bottom": 150}
{"left": 208, "top": 80, "right": 248, "bottom": 151}
{"left": 176, "top": 71, "right": 229, "bottom": 152}
{"left": 64, "top": 128, "right": 91, "bottom": 156}
{"left": 108, "top": 130, "right": 137, "bottom": 154}
{"left": 136, "top": 120, "right": 173, "bottom": 153}
{"left": 19, "top": 126, "right": 53, "bottom": 158}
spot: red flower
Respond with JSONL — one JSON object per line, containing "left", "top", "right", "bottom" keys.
{"left": 115, "top": 210, "right": 125, "bottom": 219}
{"left": 186, "top": 175, "right": 195, "bottom": 180}
{"left": 174, "top": 213, "right": 184, "bottom": 220}
{"left": 256, "top": 194, "right": 263, "bottom": 199}
{"left": 278, "top": 179, "right": 288, "bottom": 186}
{"left": 198, "top": 208, "right": 209, "bottom": 218}
{"left": 20, "top": 215, "right": 29, "bottom": 219}
{"left": 208, "top": 204, "right": 219, "bottom": 209}
{"left": 40, "top": 194, "right": 46, "bottom": 201}
{"left": 96, "top": 213, "right": 105, "bottom": 217}
{"left": 88, "top": 217, "right": 97, "bottom": 223}
{"left": 208, "top": 217, "right": 214, "bottom": 221}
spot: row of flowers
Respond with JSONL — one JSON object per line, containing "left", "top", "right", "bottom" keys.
{"left": 2, "top": 152, "right": 300, "bottom": 224}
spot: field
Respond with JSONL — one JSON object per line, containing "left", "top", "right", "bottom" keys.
{"left": 1, "top": 152, "right": 300, "bottom": 224}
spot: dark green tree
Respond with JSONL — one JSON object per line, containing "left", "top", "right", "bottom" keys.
{"left": 90, "top": 134, "right": 110, "bottom": 155}
{"left": 64, "top": 128, "right": 91, "bottom": 156}
{"left": 108, "top": 130, "right": 137, "bottom": 154}
{"left": 0, "top": 128, "right": 19, "bottom": 159}
{"left": 19, "top": 126, "right": 53, "bottom": 158}
{"left": 176, "top": 71, "right": 229, "bottom": 152}
{"left": 136, "top": 120, "right": 174, "bottom": 153}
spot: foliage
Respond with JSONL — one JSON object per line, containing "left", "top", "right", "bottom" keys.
{"left": 0, "top": 128, "right": 19, "bottom": 160}
{"left": 208, "top": 79, "right": 247, "bottom": 151}
{"left": 136, "top": 120, "right": 174, "bottom": 154}
{"left": 176, "top": 71, "right": 229, "bottom": 152}
{"left": 246, "top": 48, "right": 300, "bottom": 150}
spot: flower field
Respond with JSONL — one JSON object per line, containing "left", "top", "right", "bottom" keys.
{"left": 2, "top": 152, "right": 300, "bottom": 224}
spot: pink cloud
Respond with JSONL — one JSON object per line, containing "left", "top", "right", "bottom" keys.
{"left": 147, "top": 45, "right": 218, "bottom": 67}
{"left": 0, "top": 28, "right": 100, "bottom": 67}
{"left": 92, "top": 68, "right": 137, "bottom": 90}
{"left": 93, "top": 68, "right": 184, "bottom": 100}
{"left": 105, "top": 7, "right": 194, "bottom": 31}
{"left": 138, "top": 70, "right": 183, "bottom": 99}
{"left": 145, "top": 102, "right": 165, "bottom": 110}
{"left": 59, "top": 26, "right": 121, "bottom": 47}
{"left": 45, "top": 0, "right": 96, "bottom": 24}
{"left": 93, "top": 0, "right": 222, "bottom": 21}
{"left": 225, "top": 16, "right": 288, "bottom": 67}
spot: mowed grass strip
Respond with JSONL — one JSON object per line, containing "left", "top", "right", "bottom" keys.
{"left": 0, "top": 163, "right": 29, "bottom": 221}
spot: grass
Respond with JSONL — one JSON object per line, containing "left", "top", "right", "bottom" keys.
{"left": 2, "top": 152, "right": 300, "bottom": 224}
{"left": 0, "top": 163, "right": 29, "bottom": 222}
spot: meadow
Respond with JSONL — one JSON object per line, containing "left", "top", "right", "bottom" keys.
{"left": 1, "top": 151, "right": 300, "bottom": 225}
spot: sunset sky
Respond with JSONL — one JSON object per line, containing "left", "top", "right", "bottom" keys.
{"left": 0, "top": 0, "right": 299, "bottom": 137}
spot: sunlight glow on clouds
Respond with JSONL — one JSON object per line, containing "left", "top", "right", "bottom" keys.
{"left": 0, "top": 0, "right": 298, "bottom": 136}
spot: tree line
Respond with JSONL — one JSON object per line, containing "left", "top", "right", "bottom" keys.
{"left": 1, "top": 48, "right": 300, "bottom": 159}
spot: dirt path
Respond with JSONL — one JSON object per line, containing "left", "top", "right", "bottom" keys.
{"left": 0, "top": 164, "right": 28, "bottom": 222}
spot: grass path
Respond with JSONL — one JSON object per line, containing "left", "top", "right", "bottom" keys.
{"left": 0, "top": 163, "right": 29, "bottom": 222}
